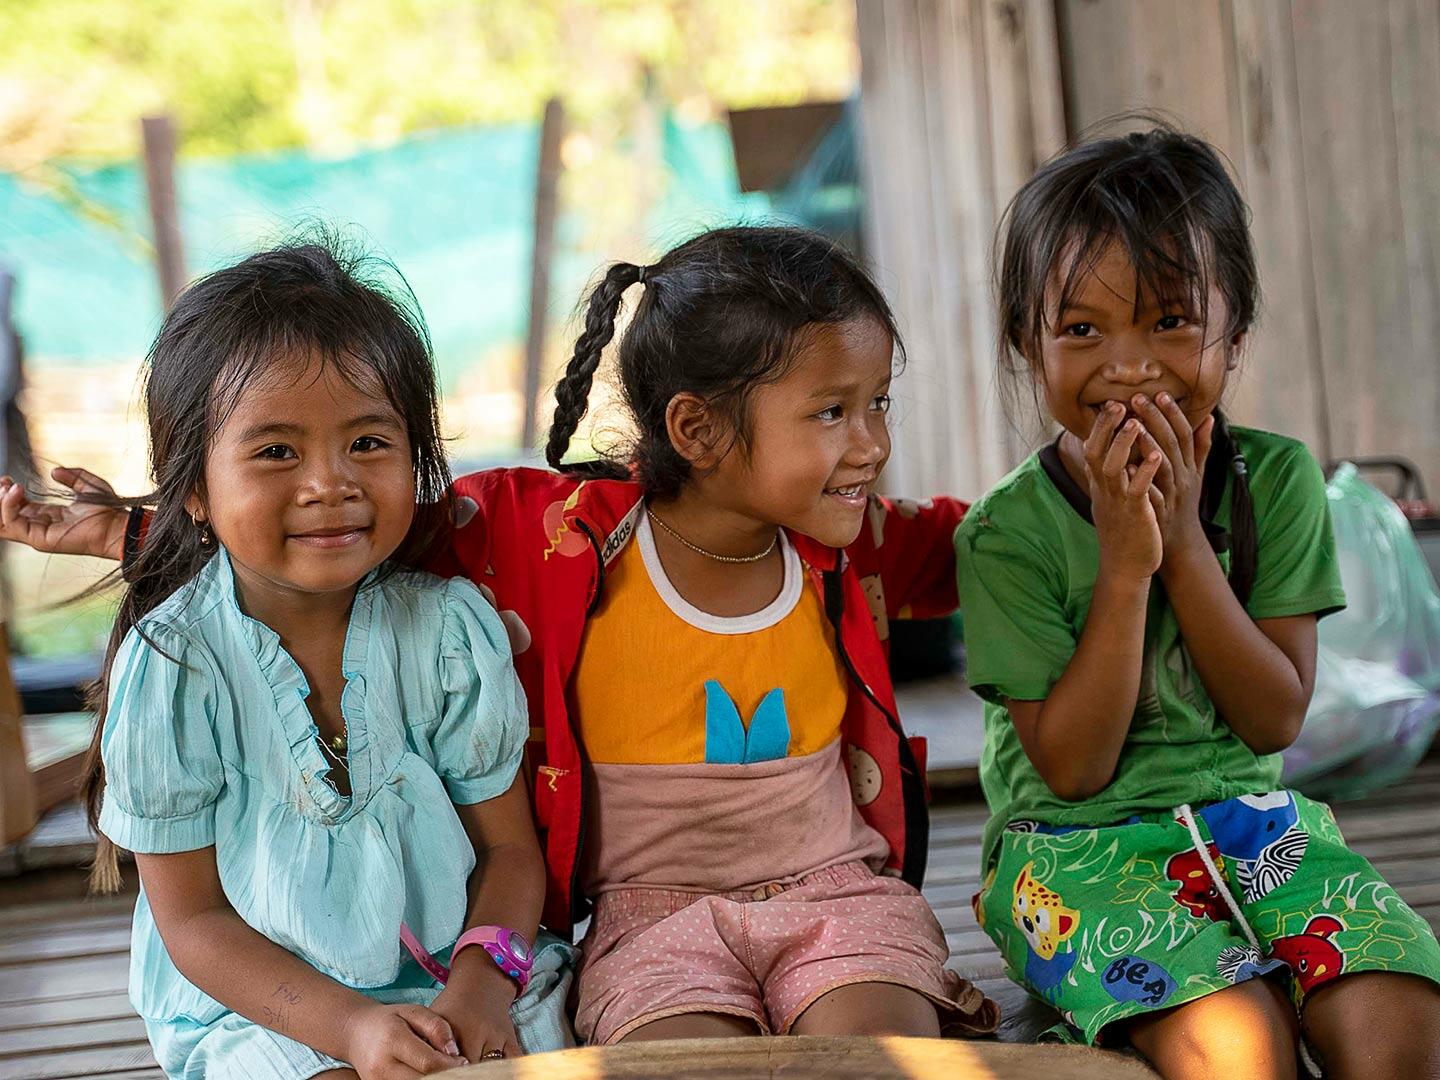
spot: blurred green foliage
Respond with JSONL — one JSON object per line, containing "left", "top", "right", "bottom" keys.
{"left": 0, "top": 1, "right": 857, "bottom": 659}
{"left": 0, "top": 0, "right": 857, "bottom": 164}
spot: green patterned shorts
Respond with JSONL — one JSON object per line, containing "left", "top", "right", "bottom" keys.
{"left": 975, "top": 790, "right": 1440, "bottom": 1045}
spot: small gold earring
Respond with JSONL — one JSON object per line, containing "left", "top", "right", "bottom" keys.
{"left": 190, "top": 511, "right": 214, "bottom": 547}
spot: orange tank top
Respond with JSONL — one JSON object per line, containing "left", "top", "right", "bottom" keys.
{"left": 571, "top": 514, "right": 887, "bottom": 893}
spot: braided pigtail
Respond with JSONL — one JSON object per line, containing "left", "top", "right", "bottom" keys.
{"left": 544, "top": 262, "right": 643, "bottom": 477}
{"left": 1213, "top": 410, "right": 1256, "bottom": 606}
{"left": 541, "top": 227, "right": 905, "bottom": 497}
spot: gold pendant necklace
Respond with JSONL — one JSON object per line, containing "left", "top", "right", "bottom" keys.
{"left": 646, "top": 507, "right": 778, "bottom": 564}
{"left": 318, "top": 731, "right": 348, "bottom": 765}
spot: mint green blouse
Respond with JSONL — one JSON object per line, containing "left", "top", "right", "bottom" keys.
{"left": 98, "top": 548, "right": 528, "bottom": 1026}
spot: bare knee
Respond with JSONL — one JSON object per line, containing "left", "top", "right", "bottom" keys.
{"left": 1302, "top": 972, "right": 1440, "bottom": 1080}
{"left": 1126, "top": 979, "right": 1298, "bottom": 1080}
{"left": 618, "top": 1011, "right": 759, "bottom": 1043}
{"left": 789, "top": 982, "right": 941, "bottom": 1038}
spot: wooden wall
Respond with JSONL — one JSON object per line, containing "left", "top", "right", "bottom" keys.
{"left": 856, "top": 0, "right": 1065, "bottom": 498}
{"left": 859, "top": 0, "right": 1440, "bottom": 497}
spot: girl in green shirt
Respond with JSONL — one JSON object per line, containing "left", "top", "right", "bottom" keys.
{"left": 957, "top": 124, "right": 1440, "bottom": 1078}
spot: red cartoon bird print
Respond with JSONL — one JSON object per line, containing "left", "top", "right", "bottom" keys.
{"left": 1167, "top": 844, "right": 1229, "bottom": 922}
{"left": 1269, "top": 915, "right": 1345, "bottom": 995}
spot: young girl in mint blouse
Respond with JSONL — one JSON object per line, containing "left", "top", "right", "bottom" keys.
{"left": 53, "top": 240, "right": 572, "bottom": 1079}
{"left": 957, "top": 125, "right": 1440, "bottom": 1078}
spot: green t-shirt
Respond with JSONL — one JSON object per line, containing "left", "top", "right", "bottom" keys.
{"left": 955, "top": 425, "right": 1346, "bottom": 868}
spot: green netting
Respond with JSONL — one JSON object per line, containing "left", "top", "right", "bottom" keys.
{"left": 0, "top": 116, "right": 780, "bottom": 389}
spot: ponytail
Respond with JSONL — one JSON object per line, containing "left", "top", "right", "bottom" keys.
{"left": 544, "top": 262, "right": 643, "bottom": 477}
{"left": 1213, "top": 411, "right": 1256, "bottom": 606}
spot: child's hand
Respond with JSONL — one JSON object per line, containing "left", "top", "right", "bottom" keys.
{"left": 1130, "top": 394, "right": 1215, "bottom": 567}
{"left": 343, "top": 1002, "right": 469, "bottom": 1078}
{"left": 0, "top": 468, "right": 129, "bottom": 560}
{"left": 429, "top": 963, "right": 523, "bottom": 1063}
{"left": 1084, "top": 403, "right": 1165, "bottom": 580}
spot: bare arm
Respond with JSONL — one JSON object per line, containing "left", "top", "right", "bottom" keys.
{"left": 1006, "top": 573, "right": 1151, "bottom": 801}
{"left": 1007, "top": 405, "right": 1165, "bottom": 801}
{"left": 1135, "top": 393, "right": 1316, "bottom": 753}
{"left": 138, "top": 848, "right": 465, "bottom": 1077}
{"left": 1160, "top": 547, "right": 1317, "bottom": 752}
{"left": 429, "top": 776, "right": 546, "bottom": 1061}
{"left": 0, "top": 469, "right": 128, "bottom": 558}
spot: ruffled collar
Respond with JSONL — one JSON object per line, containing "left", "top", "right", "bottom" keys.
{"left": 205, "top": 548, "right": 380, "bottom": 822}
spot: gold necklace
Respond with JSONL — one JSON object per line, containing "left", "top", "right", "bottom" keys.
{"left": 317, "top": 731, "right": 348, "bottom": 766}
{"left": 646, "top": 507, "right": 778, "bottom": 564}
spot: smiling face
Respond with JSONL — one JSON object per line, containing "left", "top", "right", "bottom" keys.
{"left": 190, "top": 353, "right": 417, "bottom": 606}
{"left": 705, "top": 318, "right": 894, "bottom": 548}
{"left": 1035, "top": 239, "right": 1242, "bottom": 444}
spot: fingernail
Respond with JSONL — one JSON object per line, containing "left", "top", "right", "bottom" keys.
{"left": 1158, "top": 392, "right": 1172, "bottom": 405}
{"left": 445, "top": 1040, "right": 460, "bottom": 1056}
{"left": 1125, "top": 419, "right": 1138, "bottom": 430}
{"left": 1107, "top": 401, "right": 1122, "bottom": 414}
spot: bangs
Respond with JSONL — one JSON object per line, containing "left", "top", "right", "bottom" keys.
{"left": 178, "top": 239, "right": 449, "bottom": 508}
{"left": 999, "top": 122, "right": 1257, "bottom": 368}
{"left": 208, "top": 336, "right": 404, "bottom": 439}
{"left": 1050, "top": 218, "right": 1214, "bottom": 335}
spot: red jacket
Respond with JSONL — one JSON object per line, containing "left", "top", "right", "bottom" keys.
{"left": 424, "top": 468, "right": 967, "bottom": 936}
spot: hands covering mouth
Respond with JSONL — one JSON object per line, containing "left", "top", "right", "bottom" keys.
{"left": 1089, "top": 394, "right": 1185, "bottom": 415}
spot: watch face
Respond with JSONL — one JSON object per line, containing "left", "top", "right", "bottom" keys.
{"left": 506, "top": 932, "right": 530, "bottom": 963}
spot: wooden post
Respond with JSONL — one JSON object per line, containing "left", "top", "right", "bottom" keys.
{"left": 1053, "top": 0, "right": 1440, "bottom": 484}
{"left": 0, "top": 624, "right": 38, "bottom": 847}
{"left": 141, "top": 114, "right": 186, "bottom": 311}
{"left": 520, "top": 98, "right": 565, "bottom": 451}
{"left": 0, "top": 273, "right": 25, "bottom": 847}
{"left": 0, "top": 291, "right": 44, "bottom": 842}
{"left": 0, "top": 268, "right": 17, "bottom": 631}
{"left": 855, "top": 0, "right": 1066, "bottom": 495}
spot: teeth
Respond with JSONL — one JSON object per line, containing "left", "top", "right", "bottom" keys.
{"left": 827, "top": 485, "right": 862, "bottom": 496}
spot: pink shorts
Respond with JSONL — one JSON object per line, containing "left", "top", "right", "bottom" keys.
{"left": 574, "top": 861, "right": 999, "bottom": 1045}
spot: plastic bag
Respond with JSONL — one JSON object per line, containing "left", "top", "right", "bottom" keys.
{"left": 1282, "top": 463, "right": 1440, "bottom": 798}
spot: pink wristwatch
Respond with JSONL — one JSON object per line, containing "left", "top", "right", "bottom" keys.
{"left": 400, "top": 923, "right": 533, "bottom": 992}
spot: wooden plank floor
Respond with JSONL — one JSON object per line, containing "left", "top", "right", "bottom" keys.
{"left": 2, "top": 761, "right": 1437, "bottom": 1079}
